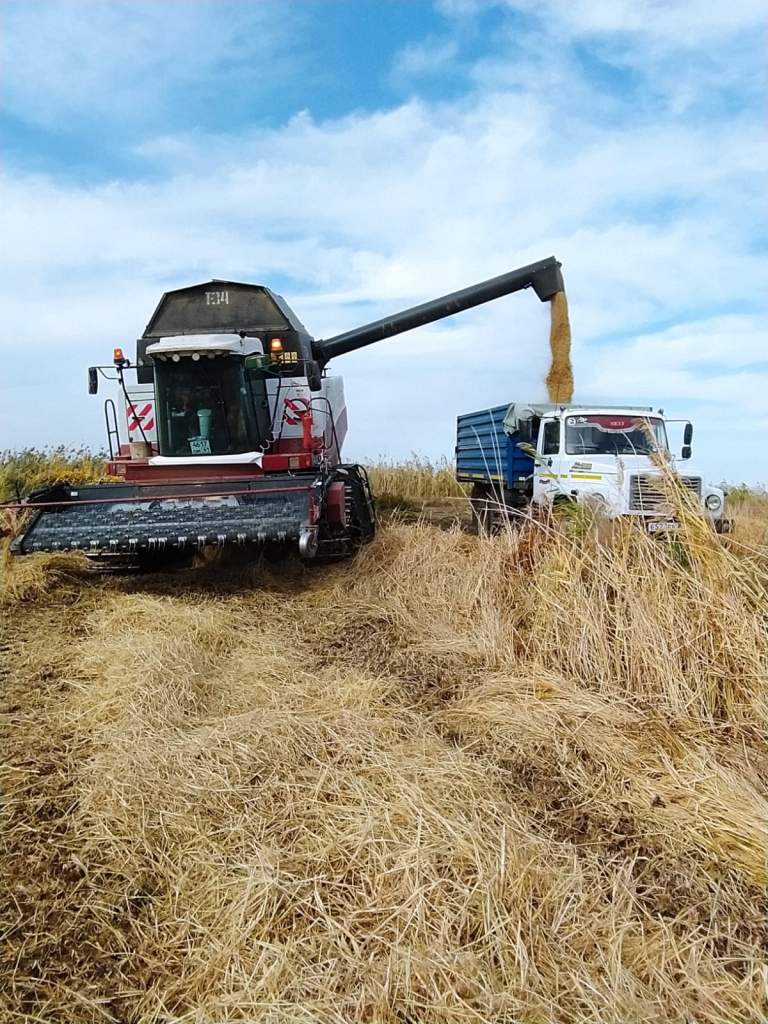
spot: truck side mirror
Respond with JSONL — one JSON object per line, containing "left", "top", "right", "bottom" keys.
{"left": 683, "top": 422, "right": 693, "bottom": 445}
{"left": 306, "top": 360, "right": 322, "bottom": 392}
{"left": 88, "top": 367, "right": 98, "bottom": 394}
{"left": 517, "top": 418, "right": 535, "bottom": 444}
{"left": 681, "top": 444, "right": 692, "bottom": 460}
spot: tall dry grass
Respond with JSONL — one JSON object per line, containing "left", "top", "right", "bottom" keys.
{"left": 2, "top": 476, "right": 767, "bottom": 1023}
{"left": 366, "top": 455, "right": 467, "bottom": 506}
{"left": 726, "top": 485, "right": 768, "bottom": 550}
{"left": 0, "top": 446, "right": 110, "bottom": 501}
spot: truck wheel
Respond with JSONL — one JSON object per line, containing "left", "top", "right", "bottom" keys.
{"left": 470, "top": 484, "right": 494, "bottom": 535}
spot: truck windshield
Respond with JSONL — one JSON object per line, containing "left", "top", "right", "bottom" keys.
{"left": 154, "top": 355, "right": 258, "bottom": 457}
{"left": 565, "top": 414, "right": 667, "bottom": 456}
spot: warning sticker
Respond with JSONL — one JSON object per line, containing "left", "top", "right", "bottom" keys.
{"left": 126, "top": 400, "right": 156, "bottom": 441}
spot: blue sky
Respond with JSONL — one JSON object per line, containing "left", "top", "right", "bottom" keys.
{"left": 1, "top": 0, "right": 766, "bottom": 481}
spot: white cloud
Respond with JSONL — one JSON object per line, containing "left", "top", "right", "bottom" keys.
{"left": 585, "top": 316, "right": 768, "bottom": 410}
{"left": 390, "top": 36, "right": 460, "bottom": 84}
{"left": 0, "top": 0, "right": 765, "bottom": 483}
{"left": 437, "top": 0, "right": 766, "bottom": 120}
{"left": 1, "top": 96, "right": 762, "bottom": 326}
{"left": 0, "top": 0, "right": 295, "bottom": 127}
{"left": 436, "top": 0, "right": 766, "bottom": 40}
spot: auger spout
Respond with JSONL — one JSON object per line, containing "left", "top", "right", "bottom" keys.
{"left": 312, "top": 256, "right": 564, "bottom": 365}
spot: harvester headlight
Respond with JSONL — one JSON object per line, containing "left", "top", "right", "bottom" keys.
{"left": 270, "top": 337, "right": 284, "bottom": 353}
{"left": 172, "top": 353, "right": 180, "bottom": 362}
{"left": 192, "top": 352, "right": 200, "bottom": 361}
{"left": 705, "top": 494, "right": 722, "bottom": 511}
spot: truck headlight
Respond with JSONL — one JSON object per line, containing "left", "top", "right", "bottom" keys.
{"left": 705, "top": 494, "right": 722, "bottom": 511}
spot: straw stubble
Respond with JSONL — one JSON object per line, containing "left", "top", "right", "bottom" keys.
{"left": 1, "top": 491, "right": 767, "bottom": 1023}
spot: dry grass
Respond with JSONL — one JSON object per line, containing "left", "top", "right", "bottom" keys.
{"left": 0, "top": 446, "right": 111, "bottom": 502}
{"left": 727, "top": 486, "right": 768, "bottom": 550}
{"left": 2, "top": 475, "right": 767, "bottom": 1023}
{"left": 366, "top": 455, "right": 468, "bottom": 507}
{"left": 0, "top": 546, "right": 91, "bottom": 606}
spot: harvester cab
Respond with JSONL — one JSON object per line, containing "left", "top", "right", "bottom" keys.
{"left": 134, "top": 281, "right": 323, "bottom": 462}
{"left": 86, "top": 282, "right": 322, "bottom": 457}
{"left": 9, "top": 257, "right": 566, "bottom": 566}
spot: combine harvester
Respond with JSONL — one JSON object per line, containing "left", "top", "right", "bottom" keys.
{"left": 10, "top": 258, "right": 567, "bottom": 566}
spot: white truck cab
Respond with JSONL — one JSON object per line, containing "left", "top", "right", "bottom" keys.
{"left": 532, "top": 406, "right": 727, "bottom": 529}
{"left": 456, "top": 402, "right": 729, "bottom": 532}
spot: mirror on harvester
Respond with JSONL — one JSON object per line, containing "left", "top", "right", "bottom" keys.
{"left": 681, "top": 444, "right": 692, "bottom": 460}
{"left": 88, "top": 367, "right": 98, "bottom": 394}
{"left": 683, "top": 422, "right": 693, "bottom": 445}
{"left": 306, "top": 360, "right": 322, "bottom": 392}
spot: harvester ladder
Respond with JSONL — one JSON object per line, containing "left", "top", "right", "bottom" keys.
{"left": 104, "top": 399, "right": 121, "bottom": 459}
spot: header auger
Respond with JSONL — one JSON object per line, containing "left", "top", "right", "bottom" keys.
{"left": 8, "top": 257, "right": 568, "bottom": 567}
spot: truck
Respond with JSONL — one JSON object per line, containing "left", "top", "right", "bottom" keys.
{"left": 456, "top": 402, "right": 729, "bottom": 532}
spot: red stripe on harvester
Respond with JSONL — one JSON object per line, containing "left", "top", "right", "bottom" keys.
{"left": 128, "top": 403, "right": 153, "bottom": 432}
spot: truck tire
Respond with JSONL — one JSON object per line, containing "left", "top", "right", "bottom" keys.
{"left": 470, "top": 484, "right": 494, "bottom": 535}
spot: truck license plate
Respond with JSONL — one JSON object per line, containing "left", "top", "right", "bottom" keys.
{"left": 647, "top": 519, "right": 678, "bottom": 533}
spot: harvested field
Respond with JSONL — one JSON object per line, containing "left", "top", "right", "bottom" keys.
{"left": 1, "top": 471, "right": 768, "bottom": 1023}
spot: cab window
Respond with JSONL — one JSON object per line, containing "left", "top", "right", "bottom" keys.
{"left": 541, "top": 419, "right": 560, "bottom": 455}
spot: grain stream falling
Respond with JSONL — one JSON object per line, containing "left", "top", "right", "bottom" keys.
{"left": 545, "top": 289, "right": 574, "bottom": 403}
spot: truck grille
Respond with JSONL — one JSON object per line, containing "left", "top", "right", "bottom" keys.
{"left": 629, "top": 474, "right": 702, "bottom": 513}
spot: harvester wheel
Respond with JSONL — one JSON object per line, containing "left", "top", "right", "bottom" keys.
{"left": 298, "top": 527, "right": 320, "bottom": 560}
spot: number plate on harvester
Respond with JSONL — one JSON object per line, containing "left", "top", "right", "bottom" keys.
{"left": 189, "top": 438, "right": 212, "bottom": 455}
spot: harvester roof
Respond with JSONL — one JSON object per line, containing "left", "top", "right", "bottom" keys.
{"left": 142, "top": 280, "right": 313, "bottom": 340}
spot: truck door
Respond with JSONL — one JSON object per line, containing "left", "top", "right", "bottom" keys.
{"left": 533, "top": 416, "right": 563, "bottom": 504}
